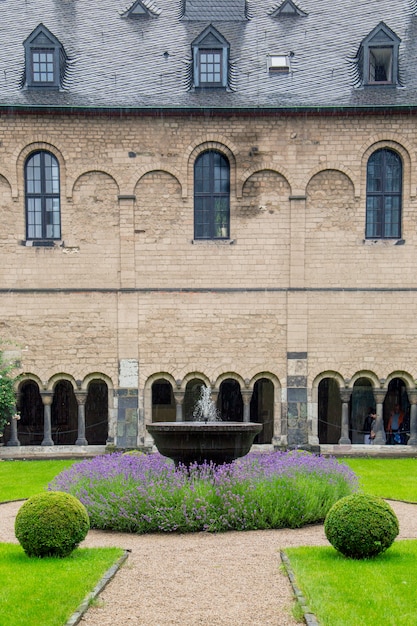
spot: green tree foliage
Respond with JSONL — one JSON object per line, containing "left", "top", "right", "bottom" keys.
{"left": 0, "top": 350, "right": 18, "bottom": 436}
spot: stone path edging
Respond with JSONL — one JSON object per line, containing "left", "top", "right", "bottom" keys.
{"left": 65, "top": 549, "right": 131, "bottom": 626}
{"left": 280, "top": 551, "right": 320, "bottom": 626}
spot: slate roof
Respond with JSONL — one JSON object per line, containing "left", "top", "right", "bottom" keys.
{"left": 0, "top": 0, "right": 416, "bottom": 111}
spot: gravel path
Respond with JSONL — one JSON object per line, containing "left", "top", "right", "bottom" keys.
{"left": 1, "top": 500, "right": 416, "bottom": 626}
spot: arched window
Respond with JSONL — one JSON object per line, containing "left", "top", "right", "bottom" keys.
{"left": 25, "top": 151, "right": 61, "bottom": 240}
{"left": 366, "top": 148, "right": 402, "bottom": 239}
{"left": 194, "top": 150, "right": 230, "bottom": 239}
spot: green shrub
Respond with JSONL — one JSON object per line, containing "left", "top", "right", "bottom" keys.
{"left": 15, "top": 491, "right": 90, "bottom": 558}
{"left": 324, "top": 493, "right": 399, "bottom": 559}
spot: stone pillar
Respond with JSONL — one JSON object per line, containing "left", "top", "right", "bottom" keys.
{"left": 211, "top": 389, "right": 219, "bottom": 413}
{"left": 373, "top": 389, "right": 387, "bottom": 445}
{"left": 40, "top": 391, "right": 54, "bottom": 446}
{"left": 241, "top": 390, "right": 252, "bottom": 423}
{"left": 7, "top": 405, "right": 20, "bottom": 447}
{"left": 407, "top": 390, "right": 417, "bottom": 446}
{"left": 117, "top": 360, "right": 139, "bottom": 449}
{"left": 75, "top": 391, "right": 88, "bottom": 446}
{"left": 174, "top": 391, "right": 185, "bottom": 422}
{"left": 338, "top": 389, "right": 352, "bottom": 445}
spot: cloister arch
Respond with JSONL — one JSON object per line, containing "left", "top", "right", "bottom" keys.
{"left": 183, "top": 377, "right": 205, "bottom": 421}
{"left": 350, "top": 376, "right": 376, "bottom": 443}
{"left": 51, "top": 379, "right": 78, "bottom": 444}
{"left": 151, "top": 376, "right": 176, "bottom": 423}
{"left": 383, "top": 376, "right": 411, "bottom": 443}
{"left": 16, "top": 378, "right": 44, "bottom": 445}
{"left": 250, "top": 377, "right": 274, "bottom": 443}
{"left": 85, "top": 379, "right": 109, "bottom": 444}
{"left": 217, "top": 378, "right": 243, "bottom": 421}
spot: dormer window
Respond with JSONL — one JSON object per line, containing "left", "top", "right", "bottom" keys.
{"left": 269, "top": 0, "right": 307, "bottom": 17}
{"left": 359, "top": 22, "right": 400, "bottom": 86}
{"left": 24, "top": 24, "right": 66, "bottom": 89}
{"left": 192, "top": 26, "right": 230, "bottom": 89}
{"left": 122, "top": 0, "right": 162, "bottom": 18}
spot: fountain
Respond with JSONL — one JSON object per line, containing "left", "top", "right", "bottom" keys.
{"left": 146, "top": 385, "right": 262, "bottom": 466}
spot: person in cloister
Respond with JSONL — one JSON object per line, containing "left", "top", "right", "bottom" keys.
{"left": 387, "top": 404, "right": 404, "bottom": 445}
{"left": 363, "top": 407, "right": 376, "bottom": 445}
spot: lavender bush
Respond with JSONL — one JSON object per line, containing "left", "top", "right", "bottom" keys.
{"left": 49, "top": 451, "right": 358, "bottom": 534}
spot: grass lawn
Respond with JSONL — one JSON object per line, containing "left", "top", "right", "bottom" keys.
{"left": 285, "top": 458, "right": 417, "bottom": 624}
{"left": 0, "top": 459, "right": 124, "bottom": 625}
{"left": 341, "top": 458, "right": 417, "bottom": 502}
{"left": 0, "top": 459, "right": 77, "bottom": 502}
{"left": 0, "top": 543, "right": 124, "bottom": 626}
{"left": 285, "top": 540, "right": 417, "bottom": 626}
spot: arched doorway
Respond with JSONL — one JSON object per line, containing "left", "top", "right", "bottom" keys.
{"left": 318, "top": 378, "right": 341, "bottom": 444}
{"left": 250, "top": 378, "right": 274, "bottom": 443}
{"left": 17, "top": 380, "right": 43, "bottom": 445}
{"left": 85, "top": 380, "right": 108, "bottom": 444}
{"left": 218, "top": 379, "right": 243, "bottom": 421}
{"left": 384, "top": 378, "right": 410, "bottom": 444}
{"left": 51, "top": 381, "right": 78, "bottom": 444}
{"left": 183, "top": 378, "right": 205, "bottom": 421}
{"left": 351, "top": 378, "right": 375, "bottom": 443}
{"left": 152, "top": 378, "right": 175, "bottom": 422}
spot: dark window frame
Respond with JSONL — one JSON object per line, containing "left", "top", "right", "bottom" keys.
{"left": 25, "top": 150, "right": 61, "bottom": 241}
{"left": 198, "top": 48, "right": 223, "bottom": 87}
{"left": 30, "top": 47, "right": 56, "bottom": 85}
{"left": 366, "top": 148, "right": 402, "bottom": 239}
{"left": 194, "top": 150, "right": 230, "bottom": 240}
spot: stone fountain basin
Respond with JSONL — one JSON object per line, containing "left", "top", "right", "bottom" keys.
{"left": 146, "top": 421, "right": 263, "bottom": 466}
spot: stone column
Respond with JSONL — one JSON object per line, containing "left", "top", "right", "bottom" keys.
{"left": 174, "top": 391, "right": 185, "bottom": 422}
{"left": 7, "top": 405, "right": 20, "bottom": 447}
{"left": 211, "top": 389, "right": 219, "bottom": 415}
{"left": 373, "top": 389, "right": 387, "bottom": 445}
{"left": 338, "top": 389, "right": 352, "bottom": 445}
{"left": 40, "top": 391, "right": 54, "bottom": 446}
{"left": 75, "top": 391, "right": 88, "bottom": 446}
{"left": 407, "top": 390, "right": 417, "bottom": 446}
{"left": 241, "top": 390, "right": 252, "bottom": 423}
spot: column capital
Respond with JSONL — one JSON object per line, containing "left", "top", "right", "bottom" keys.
{"left": 407, "top": 389, "right": 417, "bottom": 404}
{"left": 339, "top": 388, "right": 352, "bottom": 403}
{"left": 40, "top": 391, "right": 54, "bottom": 406}
{"left": 74, "top": 390, "right": 88, "bottom": 405}
{"left": 373, "top": 389, "right": 387, "bottom": 404}
{"left": 173, "top": 391, "right": 185, "bottom": 405}
{"left": 241, "top": 389, "right": 252, "bottom": 406}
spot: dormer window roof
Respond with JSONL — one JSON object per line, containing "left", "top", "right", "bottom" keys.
{"left": 23, "top": 24, "right": 66, "bottom": 89}
{"left": 269, "top": 0, "right": 307, "bottom": 17}
{"left": 192, "top": 25, "right": 230, "bottom": 89}
{"left": 181, "top": 0, "right": 248, "bottom": 22}
{"left": 122, "top": 0, "right": 162, "bottom": 18}
{"left": 359, "top": 22, "right": 401, "bottom": 86}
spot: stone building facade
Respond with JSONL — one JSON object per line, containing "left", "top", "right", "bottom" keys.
{"left": 2, "top": 0, "right": 417, "bottom": 452}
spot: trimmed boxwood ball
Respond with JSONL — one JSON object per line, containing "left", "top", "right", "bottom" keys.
{"left": 15, "top": 491, "right": 90, "bottom": 558}
{"left": 324, "top": 493, "right": 399, "bottom": 559}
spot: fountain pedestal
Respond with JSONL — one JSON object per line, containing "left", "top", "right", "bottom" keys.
{"left": 146, "top": 421, "right": 263, "bottom": 466}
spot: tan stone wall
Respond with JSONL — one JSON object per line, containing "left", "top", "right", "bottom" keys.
{"left": 0, "top": 292, "right": 118, "bottom": 384}
{"left": 0, "top": 111, "right": 417, "bottom": 443}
